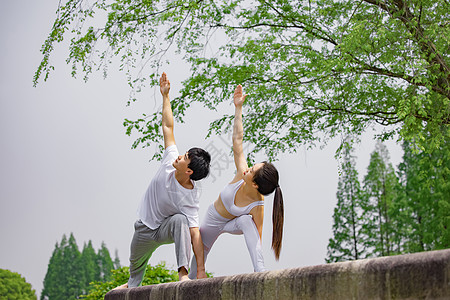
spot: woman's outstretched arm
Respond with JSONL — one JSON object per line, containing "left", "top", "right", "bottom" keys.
{"left": 231, "top": 84, "right": 248, "bottom": 182}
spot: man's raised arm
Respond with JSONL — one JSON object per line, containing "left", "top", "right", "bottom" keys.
{"left": 160, "top": 72, "right": 176, "bottom": 149}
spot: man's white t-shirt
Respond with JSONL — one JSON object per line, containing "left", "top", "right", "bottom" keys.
{"left": 137, "top": 145, "right": 200, "bottom": 230}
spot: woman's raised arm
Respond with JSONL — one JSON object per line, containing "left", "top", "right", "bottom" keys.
{"left": 231, "top": 84, "right": 248, "bottom": 182}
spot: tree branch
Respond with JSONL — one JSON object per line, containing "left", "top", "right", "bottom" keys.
{"left": 260, "top": 0, "right": 338, "bottom": 46}
{"left": 363, "top": 0, "right": 450, "bottom": 99}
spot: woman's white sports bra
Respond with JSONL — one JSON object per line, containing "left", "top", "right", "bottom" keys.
{"left": 220, "top": 179, "right": 264, "bottom": 217}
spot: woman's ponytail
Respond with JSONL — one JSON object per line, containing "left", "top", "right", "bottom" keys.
{"left": 253, "top": 162, "right": 284, "bottom": 260}
{"left": 272, "top": 186, "right": 284, "bottom": 260}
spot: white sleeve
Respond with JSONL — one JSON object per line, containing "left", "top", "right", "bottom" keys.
{"left": 185, "top": 210, "right": 200, "bottom": 228}
{"left": 161, "top": 145, "right": 178, "bottom": 167}
{"left": 181, "top": 201, "right": 200, "bottom": 228}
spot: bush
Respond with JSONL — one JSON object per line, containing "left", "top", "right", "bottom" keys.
{"left": 81, "top": 263, "right": 178, "bottom": 300}
{"left": 0, "top": 269, "right": 37, "bottom": 300}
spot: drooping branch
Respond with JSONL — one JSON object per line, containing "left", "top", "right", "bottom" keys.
{"left": 363, "top": 0, "right": 450, "bottom": 99}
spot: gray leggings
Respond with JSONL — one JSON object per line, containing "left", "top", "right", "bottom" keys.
{"left": 188, "top": 203, "right": 266, "bottom": 279}
{"left": 127, "top": 214, "right": 191, "bottom": 287}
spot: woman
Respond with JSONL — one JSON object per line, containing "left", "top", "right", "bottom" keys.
{"left": 189, "top": 84, "right": 284, "bottom": 278}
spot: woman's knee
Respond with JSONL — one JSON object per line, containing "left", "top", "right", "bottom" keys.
{"left": 235, "top": 214, "right": 254, "bottom": 228}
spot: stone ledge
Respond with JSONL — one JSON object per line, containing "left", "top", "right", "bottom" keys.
{"left": 105, "top": 249, "right": 450, "bottom": 300}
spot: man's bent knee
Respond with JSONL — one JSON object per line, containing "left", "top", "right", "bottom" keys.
{"left": 169, "top": 214, "right": 190, "bottom": 235}
{"left": 171, "top": 214, "right": 189, "bottom": 226}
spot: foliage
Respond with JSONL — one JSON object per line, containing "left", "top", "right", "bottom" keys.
{"left": 113, "top": 250, "right": 121, "bottom": 270}
{"left": 41, "top": 234, "right": 84, "bottom": 300}
{"left": 34, "top": 0, "right": 450, "bottom": 161}
{"left": 362, "top": 142, "right": 402, "bottom": 256}
{"left": 81, "top": 241, "right": 101, "bottom": 294}
{"left": 398, "top": 131, "right": 450, "bottom": 251}
{"left": 83, "top": 263, "right": 213, "bottom": 300}
{"left": 82, "top": 263, "right": 179, "bottom": 300}
{"left": 97, "top": 242, "right": 115, "bottom": 282}
{"left": 41, "top": 233, "right": 117, "bottom": 300}
{"left": 326, "top": 139, "right": 369, "bottom": 262}
{"left": 327, "top": 138, "right": 449, "bottom": 262}
{"left": 0, "top": 269, "right": 37, "bottom": 300}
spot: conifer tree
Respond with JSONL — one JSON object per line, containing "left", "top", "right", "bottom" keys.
{"left": 363, "top": 142, "right": 400, "bottom": 257}
{"left": 326, "top": 142, "right": 368, "bottom": 262}
{"left": 61, "top": 233, "right": 84, "bottom": 299}
{"left": 399, "top": 134, "right": 450, "bottom": 252}
{"left": 385, "top": 177, "right": 411, "bottom": 255}
{"left": 113, "top": 249, "right": 121, "bottom": 270}
{"left": 97, "top": 242, "right": 114, "bottom": 282}
{"left": 81, "top": 241, "right": 100, "bottom": 294}
{"left": 42, "top": 234, "right": 117, "bottom": 299}
{"left": 41, "top": 238, "right": 64, "bottom": 300}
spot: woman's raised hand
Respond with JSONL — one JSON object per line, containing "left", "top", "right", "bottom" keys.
{"left": 160, "top": 72, "right": 170, "bottom": 96}
{"left": 234, "top": 84, "right": 247, "bottom": 107}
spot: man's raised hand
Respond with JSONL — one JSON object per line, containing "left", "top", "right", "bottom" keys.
{"left": 233, "top": 84, "right": 247, "bottom": 107}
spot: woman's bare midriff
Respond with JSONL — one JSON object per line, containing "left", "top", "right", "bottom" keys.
{"left": 214, "top": 197, "right": 236, "bottom": 220}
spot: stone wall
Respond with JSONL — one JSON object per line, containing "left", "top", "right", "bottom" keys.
{"left": 105, "top": 249, "right": 450, "bottom": 299}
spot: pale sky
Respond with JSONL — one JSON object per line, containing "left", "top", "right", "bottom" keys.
{"left": 0, "top": 1, "right": 402, "bottom": 297}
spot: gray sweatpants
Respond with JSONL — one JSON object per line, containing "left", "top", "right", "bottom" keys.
{"left": 127, "top": 214, "right": 191, "bottom": 287}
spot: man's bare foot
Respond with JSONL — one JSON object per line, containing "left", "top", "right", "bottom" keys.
{"left": 178, "top": 266, "right": 190, "bottom": 281}
{"left": 112, "top": 283, "right": 128, "bottom": 290}
{"left": 179, "top": 274, "right": 190, "bottom": 281}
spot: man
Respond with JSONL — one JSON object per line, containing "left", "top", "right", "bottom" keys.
{"left": 115, "top": 72, "right": 210, "bottom": 289}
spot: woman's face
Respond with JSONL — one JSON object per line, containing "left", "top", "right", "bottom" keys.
{"left": 243, "top": 162, "right": 264, "bottom": 184}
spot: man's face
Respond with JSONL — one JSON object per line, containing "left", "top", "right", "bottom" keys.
{"left": 173, "top": 152, "right": 192, "bottom": 173}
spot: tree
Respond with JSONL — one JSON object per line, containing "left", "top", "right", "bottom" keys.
{"left": 34, "top": 0, "right": 449, "bottom": 160}
{"left": 398, "top": 132, "right": 450, "bottom": 252}
{"left": 81, "top": 241, "right": 101, "bottom": 294}
{"left": 113, "top": 249, "right": 121, "bottom": 270}
{"left": 41, "top": 237, "right": 65, "bottom": 300}
{"left": 41, "top": 233, "right": 85, "bottom": 300}
{"left": 0, "top": 269, "right": 37, "bottom": 300}
{"left": 327, "top": 137, "right": 448, "bottom": 262}
{"left": 96, "top": 242, "right": 114, "bottom": 282}
{"left": 326, "top": 140, "right": 369, "bottom": 262}
{"left": 62, "top": 233, "right": 85, "bottom": 299}
{"left": 363, "top": 142, "right": 401, "bottom": 256}
{"left": 384, "top": 175, "right": 411, "bottom": 255}
{"left": 41, "top": 234, "right": 118, "bottom": 300}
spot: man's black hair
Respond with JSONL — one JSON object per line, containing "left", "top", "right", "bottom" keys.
{"left": 187, "top": 147, "right": 211, "bottom": 181}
